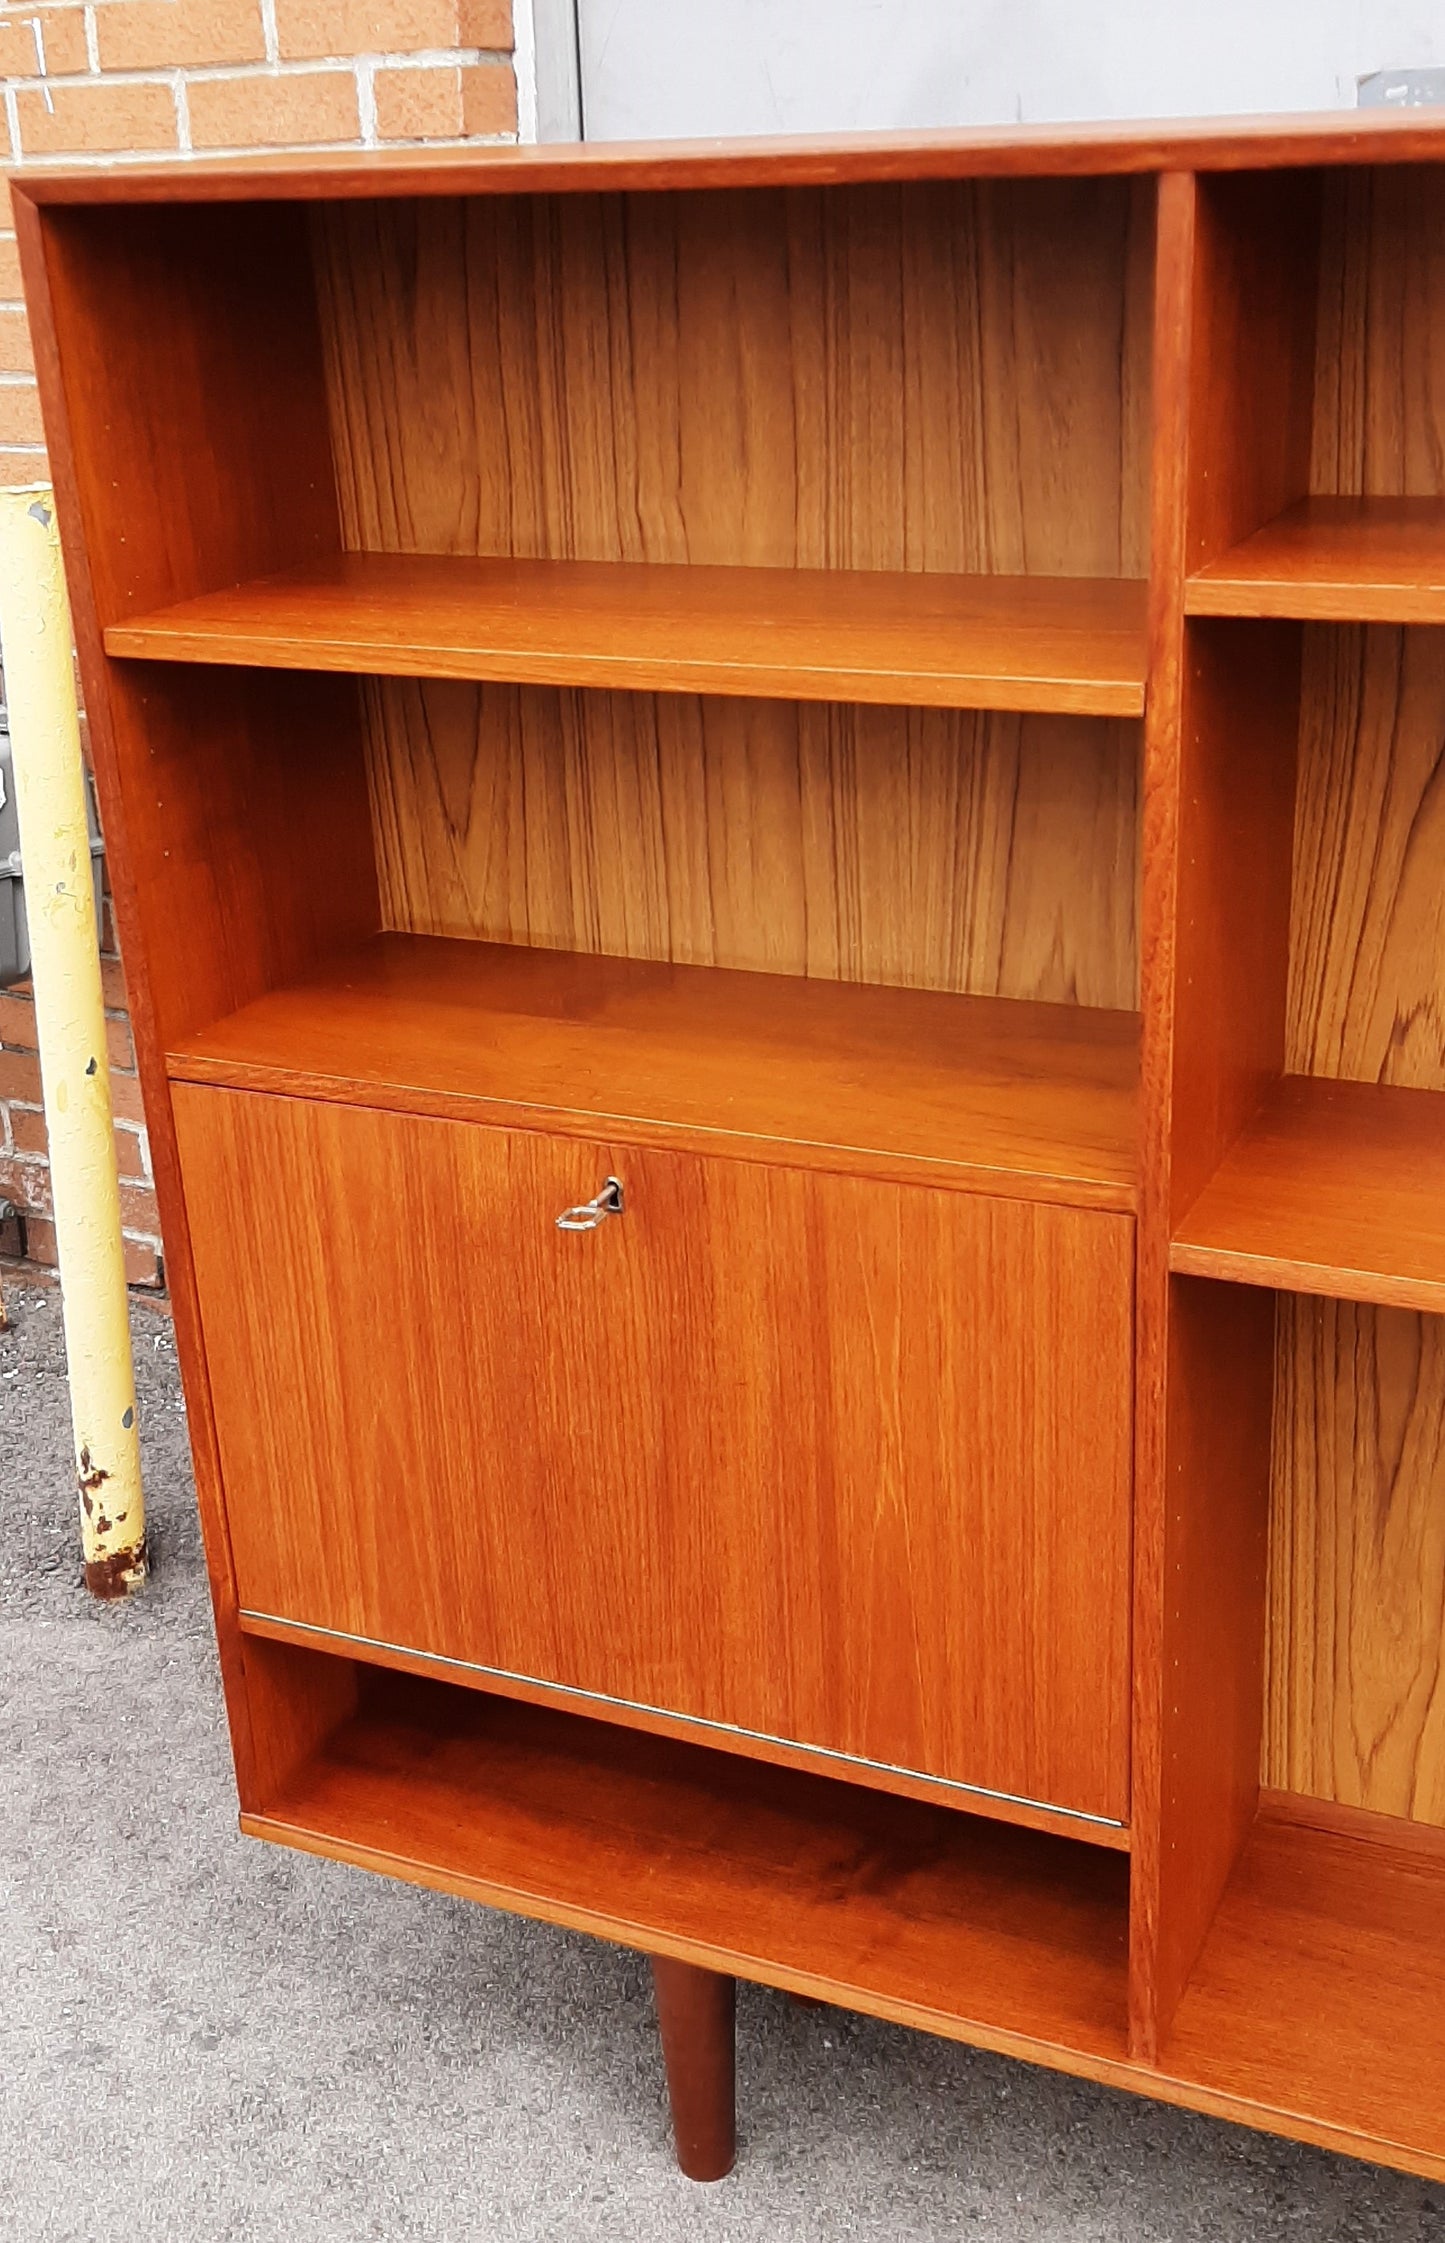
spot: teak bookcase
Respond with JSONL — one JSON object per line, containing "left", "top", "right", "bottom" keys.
{"left": 16, "top": 112, "right": 1445, "bottom": 2186}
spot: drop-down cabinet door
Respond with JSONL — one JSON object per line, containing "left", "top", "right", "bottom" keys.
{"left": 174, "top": 1085, "right": 1134, "bottom": 1826}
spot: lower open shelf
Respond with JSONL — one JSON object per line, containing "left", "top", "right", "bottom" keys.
{"left": 243, "top": 1657, "right": 1445, "bottom": 2179}
{"left": 245, "top": 1668, "right": 1130, "bottom": 2063}
{"left": 248, "top": 1661, "right": 1132, "bottom": 2072}
{"left": 167, "top": 932, "right": 1139, "bottom": 1209}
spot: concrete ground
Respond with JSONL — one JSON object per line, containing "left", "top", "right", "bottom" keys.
{"left": 2, "top": 1279, "right": 1443, "bottom": 2243}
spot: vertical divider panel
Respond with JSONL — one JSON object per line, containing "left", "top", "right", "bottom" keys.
{"left": 1130, "top": 171, "right": 1314, "bottom": 2060}
{"left": 1129, "top": 166, "right": 1196, "bottom": 2064}
{"left": 16, "top": 189, "right": 377, "bottom": 1809}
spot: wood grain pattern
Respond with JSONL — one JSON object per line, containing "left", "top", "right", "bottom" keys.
{"left": 104, "top": 554, "right": 1149, "bottom": 717}
{"left": 1166, "top": 622, "right": 1300, "bottom": 1228}
{"left": 1259, "top": 1784, "right": 1445, "bottom": 1859}
{"left": 166, "top": 932, "right": 1140, "bottom": 1209}
{"left": 1171, "top": 1076, "right": 1445, "bottom": 1311}
{"left": 1264, "top": 1298, "right": 1445, "bottom": 1826}
{"left": 313, "top": 179, "right": 1152, "bottom": 578}
{"left": 1312, "top": 166, "right": 1445, "bottom": 502}
{"left": 1169, "top": 161, "right": 1445, "bottom": 1893}
{"left": 364, "top": 685, "right": 1140, "bottom": 1010}
{"left": 1188, "top": 497, "right": 1445, "bottom": 619}
{"left": 176, "top": 1087, "right": 1136, "bottom": 1825}
{"left": 1162, "top": 1795, "right": 1445, "bottom": 2172}
{"left": 1288, "top": 624, "right": 1445, "bottom": 1091}
{"left": 23, "top": 129, "right": 1445, "bottom": 2184}
{"left": 18, "top": 208, "right": 367, "bottom": 1053}
{"left": 250, "top": 1666, "right": 1132, "bottom": 2066}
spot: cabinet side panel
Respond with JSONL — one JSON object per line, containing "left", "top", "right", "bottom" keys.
{"left": 111, "top": 664, "right": 381, "bottom": 1049}
{"left": 364, "top": 682, "right": 1140, "bottom": 1007}
{"left": 22, "top": 199, "right": 374, "bottom": 1051}
{"left": 1265, "top": 1297, "right": 1445, "bottom": 1828}
{"left": 240, "top": 1635, "right": 361, "bottom": 1808}
{"left": 36, "top": 201, "right": 340, "bottom": 621}
{"left": 19, "top": 194, "right": 366, "bottom": 1799}
{"left": 314, "top": 178, "right": 1152, "bottom": 577}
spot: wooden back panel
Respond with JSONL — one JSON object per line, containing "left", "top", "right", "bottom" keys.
{"left": 1287, "top": 170, "right": 1445, "bottom": 1089}
{"left": 1288, "top": 623, "right": 1445, "bottom": 1091}
{"left": 332, "top": 180, "right": 1150, "bottom": 1004}
{"left": 313, "top": 179, "right": 1153, "bottom": 576}
{"left": 1268, "top": 166, "right": 1445, "bottom": 1830}
{"left": 1266, "top": 1297, "right": 1445, "bottom": 1825}
{"left": 365, "top": 681, "right": 1140, "bottom": 1006}
{"left": 1311, "top": 166, "right": 1445, "bottom": 500}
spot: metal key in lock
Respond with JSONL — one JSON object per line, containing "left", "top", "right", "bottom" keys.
{"left": 555, "top": 1176, "right": 625, "bottom": 1232}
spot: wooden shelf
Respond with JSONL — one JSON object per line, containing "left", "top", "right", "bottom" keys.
{"left": 249, "top": 1673, "right": 1445, "bottom": 2181}
{"left": 167, "top": 933, "right": 1140, "bottom": 1210}
{"left": 1170, "top": 1076, "right": 1445, "bottom": 1311}
{"left": 1161, "top": 1797, "right": 1445, "bottom": 2178}
{"left": 103, "top": 553, "right": 1149, "bottom": 716}
{"left": 1186, "top": 497, "right": 1445, "bottom": 621}
{"left": 248, "top": 1670, "right": 1132, "bottom": 2072}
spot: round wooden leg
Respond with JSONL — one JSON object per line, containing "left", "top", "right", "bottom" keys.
{"left": 650, "top": 1954, "right": 737, "bottom": 2181}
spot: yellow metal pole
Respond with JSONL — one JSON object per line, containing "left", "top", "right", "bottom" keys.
{"left": 0, "top": 486, "right": 146, "bottom": 1598}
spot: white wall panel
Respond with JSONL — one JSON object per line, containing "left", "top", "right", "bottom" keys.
{"left": 575, "top": 0, "right": 1444, "bottom": 141}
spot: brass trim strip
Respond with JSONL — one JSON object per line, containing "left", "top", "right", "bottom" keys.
{"left": 239, "top": 1608, "right": 1128, "bottom": 1835}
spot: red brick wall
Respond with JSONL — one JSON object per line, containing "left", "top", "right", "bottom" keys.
{"left": 0, "top": 0, "right": 519, "bottom": 1292}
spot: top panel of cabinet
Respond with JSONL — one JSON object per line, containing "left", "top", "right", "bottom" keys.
{"left": 18, "top": 107, "right": 1445, "bottom": 201}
